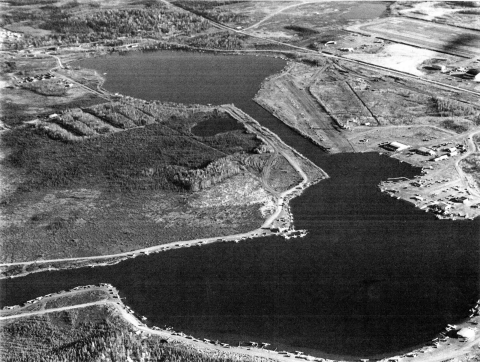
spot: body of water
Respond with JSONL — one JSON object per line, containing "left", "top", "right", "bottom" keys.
{"left": 2, "top": 51, "right": 478, "bottom": 359}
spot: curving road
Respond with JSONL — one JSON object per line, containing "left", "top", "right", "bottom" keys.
{"left": 0, "top": 295, "right": 311, "bottom": 362}
{"left": 163, "top": 0, "right": 480, "bottom": 100}
{"left": 454, "top": 130, "right": 480, "bottom": 198}
{"left": 0, "top": 106, "right": 318, "bottom": 269}
{"left": 3, "top": 290, "right": 479, "bottom": 362}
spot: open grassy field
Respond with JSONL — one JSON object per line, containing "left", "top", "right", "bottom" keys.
{"left": 348, "top": 17, "right": 480, "bottom": 58}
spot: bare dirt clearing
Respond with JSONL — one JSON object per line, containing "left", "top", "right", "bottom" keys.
{"left": 348, "top": 17, "right": 480, "bottom": 58}
{"left": 395, "top": 1, "right": 480, "bottom": 31}
{"left": 255, "top": 62, "right": 355, "bottom": 153}
{"left": 344, "top": 43, "right": 449, "bottom": 76}
{"left": 255, "top": 56, "right": 480, "bottom": 220}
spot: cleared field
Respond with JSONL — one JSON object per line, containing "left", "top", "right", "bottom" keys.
{"left": 310, "top": 78, "right": 376, "bottom": 126}
{"left": 396, "top": 2, "right": 480, "bottom": 31}
{"left": 255, "top": 63, "right": 355, "bottom": 153}
{"left": 348, "top": 17, "right": 480, "bottom": 58}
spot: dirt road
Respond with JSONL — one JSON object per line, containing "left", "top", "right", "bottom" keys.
{"left": 0, "top": 296, "right": 311, "bottom": 362}
{"left": 0, "top": 105, "right": 320, "bottom": 270}
{"left": 455, "top": 130, "right": 480, "bottom": 198}
{"left": 3, "top": 287, "right": 479, "bottom": 362}
{"left": 244, "top": 1, "right": 309, "bottom": 30}
{"left": 220, "top": 105, "right": 314, "bottom": 227}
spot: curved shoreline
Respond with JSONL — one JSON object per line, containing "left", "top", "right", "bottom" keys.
{"left": 0, "top": 104, "right": 327, "bottom": 277}
{"left": 4, "top": 48, "right": 479, "bottom": 362}
{"left": 2, "top": 284, "right": 480, "bottom": 362}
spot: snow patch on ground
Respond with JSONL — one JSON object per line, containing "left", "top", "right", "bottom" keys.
{"left": 345, "top": 43, "right": 440, "bottom": 76}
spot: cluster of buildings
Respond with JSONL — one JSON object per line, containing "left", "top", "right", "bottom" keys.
{"left": 19, "top": 72, "right": 55, "bottom": 84}
{"left": 429, "top": 145, "right": 465, "bottom": 162}
{"left": 450, "top": 67, "right": 480, "bottom": 82}
{"left": 381, "top": 141, "right": 466, "bottom": 162}
{"left": 424, "top": 62, "right": 480, "bottom": 82}
{"left": 18, "top": 72, "right": 74, "bottom": 89}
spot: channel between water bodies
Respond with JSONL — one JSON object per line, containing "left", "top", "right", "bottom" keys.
{"left": 2, "top": 51, "right": 478, "bottom": 358}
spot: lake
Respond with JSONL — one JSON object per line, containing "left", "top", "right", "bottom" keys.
{"left": 2, "top": 51, "right": 478, "bottom": 359}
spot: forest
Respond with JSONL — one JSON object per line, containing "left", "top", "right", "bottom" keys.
{"left": 4, "top": 5, "right": 211, "bottom": 49}
{"left": 173, "top": 1, "right": 249, "bottom": 25}
{"left": 184, "top": 31, "right": 248, "bottom": 50}
{"left": 0, "top": 305, "right": 274, "bottom": 362}
{"left": 2, "top": 106, "right": 261, "bottom": 193}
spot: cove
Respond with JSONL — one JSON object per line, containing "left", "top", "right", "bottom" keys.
{"left": 2, "top": 51, "right": 479, "bottom": 359}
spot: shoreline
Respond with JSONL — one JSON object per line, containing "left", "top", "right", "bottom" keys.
{"left": 2, "top": 284, "right": 479, "bottom": 362}
{"left": 4, "top": 47, "right": 480, "bottom": 362}
{"left": 0, "top": 103, "right": 326, "bottom": 279}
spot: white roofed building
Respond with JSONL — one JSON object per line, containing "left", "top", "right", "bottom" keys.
{"left": 457, "top": 327, "right": 475, "bottom": 341}
{"left": 383, "top": 142, "right": 410, "bottom": 152}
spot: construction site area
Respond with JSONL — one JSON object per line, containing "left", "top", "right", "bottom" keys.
{"left": 348, "top": 17, "right": 480, "bottom": 59}
{"left": 254, "top": 54, "right": 480, "bottom": 220}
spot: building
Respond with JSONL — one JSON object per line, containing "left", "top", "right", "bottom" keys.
{"left": 457, "top": 327, "right": 475, "bottom": 341}
{"left": 466, "top": 68, "right": 480, "bottom": 77}
{"left": 424, "top": 64, "right": 447, "bottom": 72}
{"left": 433, "top": 155, "right": 449, "bottom": 162}
{"left": 382, "top": 142, "right": 410, "bottom": 152}
{"left": 430, "top": 202, "right": 451, "bottom": 214}
{"left": 465, "top": 68, "right": 480, "bottom": 82}
{"left": 416, "top": 147, "right": 436, "bottom": 156}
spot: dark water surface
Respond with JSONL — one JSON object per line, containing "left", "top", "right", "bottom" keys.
{"left": 2, "top": 51, "right": 479, "bottom": 358}
{"left": 191, "top": 115, "right": 244, "bottom": 137}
